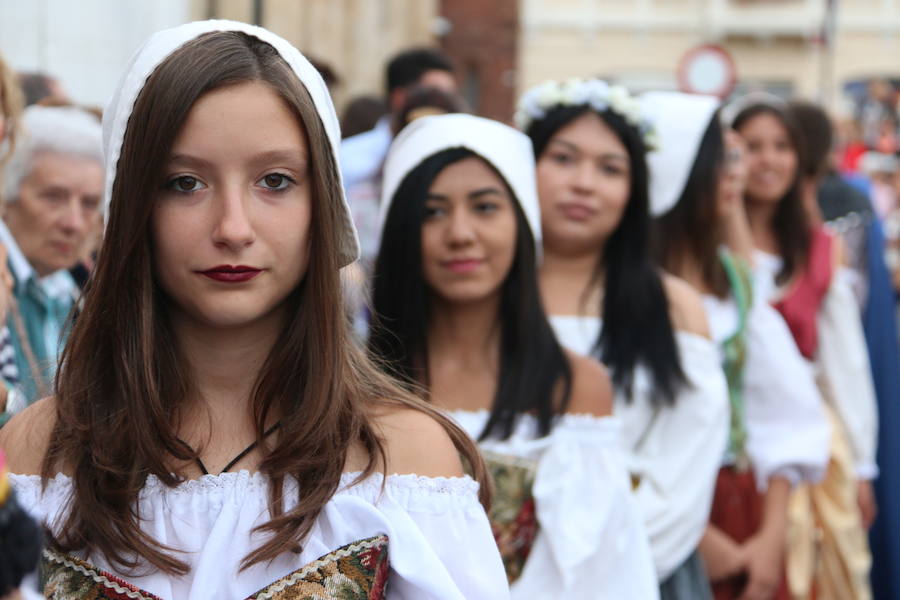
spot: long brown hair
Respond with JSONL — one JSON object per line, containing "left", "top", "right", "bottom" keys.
{"left": 42, "top": 31, "right": 488, "bottom": 575}
{"left": 732, "top": 103, "right": 811, "bottom": 285}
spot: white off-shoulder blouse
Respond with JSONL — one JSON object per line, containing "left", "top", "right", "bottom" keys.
{"left": 12, "top": 470, "right": 510, "bottom": 600}
{"left": 754, "top": 251, "right": 879, "bottom": 480}
{"left": 450, "top": 408, "right": 659, "bottom": 599}
{"left": 549, "top": 317, "right": 729, "bottom": 582}
{"left": 703, "top": 289, "right": 831, "bottom": 489}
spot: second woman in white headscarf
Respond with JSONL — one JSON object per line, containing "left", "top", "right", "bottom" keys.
{"left": 368, "top": 113, "right": 658, "bottom": 599}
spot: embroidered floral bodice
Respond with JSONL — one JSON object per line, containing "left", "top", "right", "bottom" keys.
{"left": 13, "top": 471, "right": 509, "bottom": 600}
{"left": 449, "top": 410, "right": 659, "bottom": 600}
{"left": 480, "top": 450, "right": 538, "bottom": 583}
{"left": 40, "top": 536, "right": 389, "bottom": 600}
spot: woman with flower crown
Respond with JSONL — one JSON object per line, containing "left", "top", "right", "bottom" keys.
{"left": 0, "top": 20, "right": 509, "bottom": 600}
{"left": 516, "top": 79, "right": 730, "bottom": 599}
{"left": 367, "top": 112, "right": 659, "bottom": 599}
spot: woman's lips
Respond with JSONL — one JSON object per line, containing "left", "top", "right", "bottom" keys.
{"left": 751, "top": 171, "right": 786, "bottom": 187}
{"left": 443, "top": 258, "right": 483, "bottom": 273}
{"left": 197, "top": 265, "right": 262, "bottom": 283}
{"left": 557, "top": 202, "right": 597, "bottom": 221}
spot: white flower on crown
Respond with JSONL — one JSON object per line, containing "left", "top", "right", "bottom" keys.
{"left": 515, "top": 78, "right": 657, "bottom": 149}
{"left": 535, "top": 80, "right": 565, "bottom": 107}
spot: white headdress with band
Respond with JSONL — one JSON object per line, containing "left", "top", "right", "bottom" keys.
{"left": 640, "top": 91, "right": 721, "bottom": 217}
{"left": 719, "top": 91, "right": 788, "bottom": 129}
{"left": 379, "top": 113, "right": 542, "bottom": 253}
{"left": 102, "top": 19, "right": 360, "bottom": 267}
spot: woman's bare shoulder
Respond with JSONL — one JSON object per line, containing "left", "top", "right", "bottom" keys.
{"left": 0, "top": 397, "right": 57, "bottom": 475}
{"left": 369, "top": 403, "right": 465, "bottom": 478}
{"left": 564, "top": 351, "right": 613, "bottom": 417}
{"left": 662, "top": 273, "right": 712, "bottom": 339}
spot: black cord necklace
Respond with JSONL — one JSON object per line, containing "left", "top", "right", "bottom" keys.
{"left": 177, "top": 422, "right": 282, "bottom": 476}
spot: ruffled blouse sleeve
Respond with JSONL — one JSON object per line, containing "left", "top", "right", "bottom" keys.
{"left": 816, "top": 267, "right": 879, "bottom": 479}
{"left": 515, "top": 416, "right": 659, "bottom": 600}
{"left": 551, "top": 315, "right": 729, "bottom": 582}
{"left": 368, "top": 475, "right": 511, "bottom": 599}
{"left": 742, "top": 288, "right": 832, "bottom": 490}
{"left": 618, "top": 333, "right": 729, "bottom": 581}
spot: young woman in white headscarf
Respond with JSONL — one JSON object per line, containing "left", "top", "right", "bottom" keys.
{"left": 643, "top": 91, "right": 831, "bottom": 600}
{"left": 367, "top": 113, "right": 658, "bottom": 599}
{"left": 729, "top": 96, "right": 878, "bottom": 600}
{"left": 517, "top": 78, "right": 729, "bottom": 599}
{"left": 0, "top": 20, "right": 508, "bottom": 600}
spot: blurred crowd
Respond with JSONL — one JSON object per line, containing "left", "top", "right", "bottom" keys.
{"left": 835, "top": 78, "right": 900, "bottom": 295}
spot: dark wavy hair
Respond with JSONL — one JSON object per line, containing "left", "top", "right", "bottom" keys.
{"left": 368, "top": 147, "right": 572, "bottom": 439}
{"left": 386, "top": 48, "right": 453, "bottom": 93}
{"left": 654, "top": 112, "right": 730, "bottom": 298}
{"left": 527, "top": 105, "right": 685, "bottom": 405}
{"left": 788, "top": 100, "right": 833, "bottom": 179}
{"left": 732, "top": 102, "right": 810, "bottom": 284}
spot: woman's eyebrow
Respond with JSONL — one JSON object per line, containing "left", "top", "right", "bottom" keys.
{"left": 166, "top": 153, "right": 212, "bottom": 169}
{"left": 165, "top": 149, "right": 308, "bottom": 169}
{"left": 468, "top": 187, "right": 504, "bottom": 199}
{"left": 247, "top": 149, "right": 308, "bottom": 167}
{"left": 550, "top": 138, "right": 580, "bottom": 153}
{"left": 551, "top": 138, "right": 628, "bottom": 162}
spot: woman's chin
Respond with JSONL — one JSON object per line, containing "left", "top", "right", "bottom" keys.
{"left": 181, "top": 303, "right": 284, "bottom": 331}
{"left": 746, "top": 190, "right": 785, "bottom": 206}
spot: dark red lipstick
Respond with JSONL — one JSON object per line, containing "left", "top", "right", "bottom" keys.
{"left": 198, "top": 265, "right": 262, "bottom": 283}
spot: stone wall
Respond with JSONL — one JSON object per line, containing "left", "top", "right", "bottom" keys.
{"left": 438, "top": 0, "right": 519, "bottom": 123}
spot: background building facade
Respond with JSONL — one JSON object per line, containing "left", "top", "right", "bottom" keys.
{"left": 2, "top": 0, "right": 900, "bottom": 121}
{"left": 520, "top": 0, "right": 900, "bottom": 116}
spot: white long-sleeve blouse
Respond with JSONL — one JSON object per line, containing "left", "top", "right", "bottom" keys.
{"left": 703, "top": 288, "right": 831, "bottom": 490}
{"left": 450, "top": 409, "right": 660, "bottom": 600}
{"left": 754, "top": 251, "right": 878, "bottom": 479}
{"left": 548, "top": 317, "right": 729, "bottom": 582}
{"left": 12, "top": 470, "right": 510, "bottom": 600}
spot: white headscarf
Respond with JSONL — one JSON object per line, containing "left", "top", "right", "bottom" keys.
{"left": 101, "top": 19, "right": 360, "bottom": 267}
{"left": 640, "top": 91, "right": 720, "bottom": 217}
{"left": 719, "top": 91, "right": 788, "bottom": 129}
{"left": 379, "top": 113, "right": 542, "bottom": 254}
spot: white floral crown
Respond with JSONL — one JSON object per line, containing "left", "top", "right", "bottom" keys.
{"left": 514, "top": 78, "right": 658, "bottom": 149}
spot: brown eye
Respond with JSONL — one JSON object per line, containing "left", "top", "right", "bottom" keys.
{"left": 551, "top": 152, "right": 574, "bottom": 165}
{"left": 177, "top": 177, "right": 198, "bottom": 191}
{"left": 166, "top": 175, "right": 205, "bottom": 193}
{"left": 259, "top": 173, "right": 291, "bottom": 190}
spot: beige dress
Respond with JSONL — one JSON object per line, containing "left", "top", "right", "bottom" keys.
{"left": 755, "top": 247, "right": 877, "bottom": 600}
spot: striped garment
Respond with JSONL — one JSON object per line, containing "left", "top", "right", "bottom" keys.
{"left": 0, "top": 326, "right": 18, "bottom": 387}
